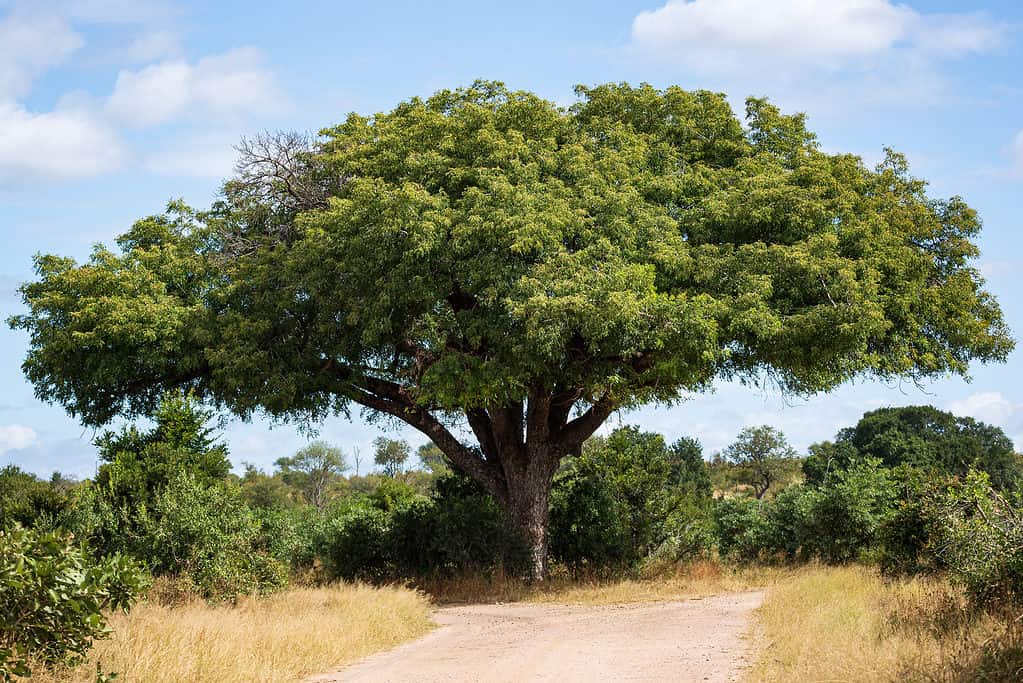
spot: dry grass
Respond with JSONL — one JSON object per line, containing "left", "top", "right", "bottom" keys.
{"left": 34, "top": 583, "right": 433, "bottom": 683}
{"left": 418, "top": 559, "right": 798, "bottom": 605}
{"left": 748, "top": 564, "right": 1023, "bottom": 682}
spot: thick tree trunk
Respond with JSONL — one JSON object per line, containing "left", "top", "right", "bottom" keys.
{"left": 505, "top": 463, "right": 555, "bottom": 581}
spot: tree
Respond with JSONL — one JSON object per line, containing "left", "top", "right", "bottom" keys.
{"left": 94, "top": 391, "right": 230, "bottom": 510}
{"left": 722, "top": 426, "right": 798, "bottom": 499}
{"left": 373, "top": 437, "right": 410, "bottom": 478}
{"left": 804, "top": 405, "right": 1023, "bottom": 490}
{"left": 9, "top": 82, "right": 1012, "bottom": 579}
{"left": 274, "top": 440, "right": 349, "bottom": 507}
{"left": 417, "top": 442, "right": 451, "bottom": 474}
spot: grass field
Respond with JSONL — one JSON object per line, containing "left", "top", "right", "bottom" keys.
{"left": 749, "top": 564, "right": 1023, "bottom": 682}
{"left": 34, "top": 583, "right": 433, "bottom": 683}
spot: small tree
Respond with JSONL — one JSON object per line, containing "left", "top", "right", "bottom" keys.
{"left": 275, "top": 441, "right": 348, "bottom": 508}
{"left": 722, "top": 426, "right": 798, "bottom": 499}
{"left": 94, "top": 391, "right": 230, "bottom": 510}
{"left": 373, "top": 437, "right": 410, "bottom": 478}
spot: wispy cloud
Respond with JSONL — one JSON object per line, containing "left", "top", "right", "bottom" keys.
{"left": 626, "top": 0, "right": 1006, "bottom": 115}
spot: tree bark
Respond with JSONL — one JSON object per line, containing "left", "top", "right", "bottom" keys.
{"left": 503, "top": 445, "right": 559, "bottom": 581}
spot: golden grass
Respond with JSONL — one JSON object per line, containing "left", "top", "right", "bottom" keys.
{"left": 748, "top": 564, "right": 1023, "bottom": 682}
{"left": 418, "top": 559, "right": 798, "bottom": 605}
{"left": 34, "top": 583, "right": 434, "bottom": 683}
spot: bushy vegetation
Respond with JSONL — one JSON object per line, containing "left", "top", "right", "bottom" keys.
{"left": 3, "top": 397, "right": 1022, "bottom": 677}
{"left": 0, "top": 526, "right": 147, "bottom": 680}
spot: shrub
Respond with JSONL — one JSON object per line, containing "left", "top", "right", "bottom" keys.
{"left": 928, "top": 470, "right": 1023, "bottom": 605}
{"left": 714, "top": 460, "right": 898, "bottom": 564}
{"left": 146, "top": 474, "right": 288, "bottom": 600}
{"left": 0, "top": 526, "right": 147, "bottom": 679}
{"left": 319, "top": 502, "right": 393, "bottom": 581}
{"left": 0, "top": 466, "right": 69, "bottom": 531}
{"left": 713, "top": 496, "right": 771, "bottom": 561}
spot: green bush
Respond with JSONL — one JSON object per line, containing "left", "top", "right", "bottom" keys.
{"left": 714, "top": 460, "right": 898, "bottom": 564}
{"left": 549, "top": 426, "right": 713, "bottom": 571}
{"left": 319, "top": 474, "right": 524, "bottom": 581}
{"left": 928, "top": 470, "right": 1023, "bottom": 605}
{"left": 146, "top": 474, "right": 288, "bottom": 600}
{"left": 0, "top": 526, "right": 147, "bottom": 680}
{"left": 0, "top": 466, "right": 69, "bottom": 531}
{"left": 319, "top": 502, "right": 393, "bottom": 581}
{"left": 713, "top": 496, "right": 771, "bottom": 561}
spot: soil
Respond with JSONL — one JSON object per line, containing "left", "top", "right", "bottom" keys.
{"left": 308, "top": 590, "right": 765, "bottom": 683}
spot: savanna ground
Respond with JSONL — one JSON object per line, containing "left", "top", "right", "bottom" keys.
{"left": 34, "top": 561, "right": 1021, "bottom": 683}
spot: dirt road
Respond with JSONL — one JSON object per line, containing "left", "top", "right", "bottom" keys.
{"left": 309, "top": 590, "right": 764, "bottom": 683}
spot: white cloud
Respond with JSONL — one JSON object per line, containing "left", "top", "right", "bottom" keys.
{"left": 122, "top": 30, "right": 180, "bottom": 63}
{"left": 107, "top": 48, "right": 280, "bottom": 127}
{"left": 144, "top": 130, "right": 240, "bottom": 178}
{"left": 947, "top": 392, "right": 1016, "bottom": 426}
{"left": 627, "top": 0, "right": 1004, "bottom": 114}
{"left": 0, "top": 8, "right": 82, "bottom": 98}
{"left": 631, "top": 0, "right": 1002, "bottom": 69}
{"left": 107, "top": 60, "right": 191, "bottom": 125}
{"left": 0, "top": 423, "right": 38, "bottom": 452}
{"left": 0, "top": 100, "right": 125, "bottom": 179}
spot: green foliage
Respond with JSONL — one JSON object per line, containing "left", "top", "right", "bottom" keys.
{"left": 318, "top": 474, "right": 523, "bottom": 581}
{"left": 804, "top": 405, "right": 1023, "bottom": 490}
{"left": 237, "top": 463, "right": 298, "bottom": 510}
{"left": 549, "top": 426, "right": 713, "bottom": 570}
{"left": 0, "top": 526, "right": 147, "bottom": 680}
{"left": 372, "top": 438, "right": 410, "bottom": 478}
{"left": 145, "top": 474, "right": 288, "bottom": 600}
{"left": 0, "top": 466, "right": 69, "bottom": 530}
{"left": 928, "top": 471, "right": 1023, "bottom": 605}
{"left": 714, "top": 460, "right": 897, "bottom": 563}
{"left": 722, "top": 425, "right": 799, "bottom": 499}
{"left": 274, "top": 441, "right": 349, "bottom": 508}
{"left": 94, "top": 391, "right": 230, "bottom": 511}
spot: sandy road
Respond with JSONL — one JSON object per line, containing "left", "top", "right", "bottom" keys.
{"left": 308, "top": 590, "right": 764, "bottom": 683}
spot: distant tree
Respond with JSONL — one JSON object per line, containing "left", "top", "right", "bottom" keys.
{"left": 667, "top": 436, "right": 712, "bottom": 497}
{"left": 238, "top": 463, "right": 297, "bottom": 510}
{"left": 416, "top": 442, "right": 451, "bottom": 474}
{"left": 0, "top": 466, "right": 68, "bottom": 529}
{"left": 804, "top": 405, "right": 1023, "bottom": 490}
{"left": 373, "top": 437, "right": 410, "bottom": 478}
{"left": 723, "top": 426, "right": 798, "bottom": 499}
{"left": 94, "top": 391, "right": 230, "bottom": 509}
{"left": 274, "top": 441, "right": 349, "bottom": 508}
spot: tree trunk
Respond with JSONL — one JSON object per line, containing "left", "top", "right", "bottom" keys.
{"left": 506, "top": 468, "right": 553, "bottom": 581}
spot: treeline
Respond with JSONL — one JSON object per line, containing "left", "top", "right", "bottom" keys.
{"left": 3, "top": 394, "right": 1023, "bottom": 676}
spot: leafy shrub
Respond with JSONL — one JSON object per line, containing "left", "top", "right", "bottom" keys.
{"left": 0, "top": 526, "right": 147, "bottom": 679}
{"left": 713, "top": 497, "right": 771, "bottom": 561}
{"left": 0, "top": 466, "right": 69, "bottom": 531}
{"left": 928, "top": 470, "right": 1023, "bottom": 605}
{"left": 714, "top": 461, "right": 898, "bottom": 564}
{"left": 320, "top": 474, "right": 523, "bottom": 581}
{"left": 146, "top": 474, "right": 288, "bottom": 600}
{"left": 319, "top": 502, "right": 393, "bottom": 581}
{"left": 796, "top": 461, "right": 898, "bottom": 563}
{"left": 549, "top": 426, "right": 713, "bottom": 571}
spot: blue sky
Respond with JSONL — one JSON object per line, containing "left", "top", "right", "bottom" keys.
{"left": 1, "top": 0, "right": 1022, "bottom": 478}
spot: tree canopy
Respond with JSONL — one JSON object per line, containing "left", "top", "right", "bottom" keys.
{"left": 804, "top": 405, "right": 1023, "bottom": 489}
{"left": 9, "top": 81, "right": 1012, "bottom": 577}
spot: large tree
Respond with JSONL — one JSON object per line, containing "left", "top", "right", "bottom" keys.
{"left": 9, "top": 82, "right": 1012, "bottom": 578}
{"left": 804, "top": 405, "right": 1023, "bottom": 490}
